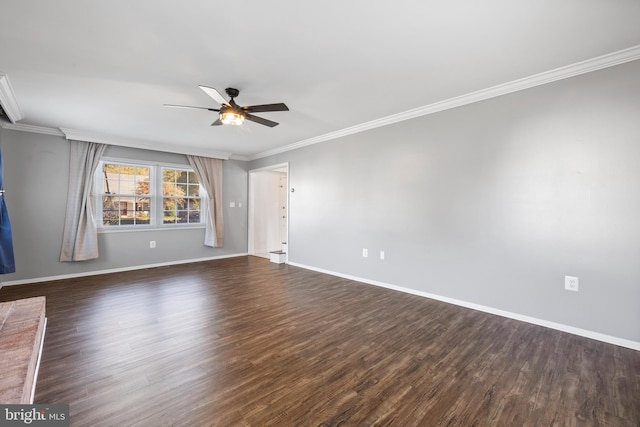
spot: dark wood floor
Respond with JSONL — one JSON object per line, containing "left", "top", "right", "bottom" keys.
{"left": 1, "top": 256, "right": 638, "bottom": 426}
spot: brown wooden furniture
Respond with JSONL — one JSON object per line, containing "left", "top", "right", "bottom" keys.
{"left": 0, "top": 296, "right": 46, "bottom": 403}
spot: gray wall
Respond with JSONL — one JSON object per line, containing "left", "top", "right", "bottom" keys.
{"left": 251, "top": 60, "right": 640, "bottom": 343}
{"left": 0, "top": 130, "right": 248, "bottom": 282}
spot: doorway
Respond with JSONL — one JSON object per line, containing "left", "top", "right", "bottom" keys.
{"left": 248, "top": 163, "right": 289, "bottom": 261}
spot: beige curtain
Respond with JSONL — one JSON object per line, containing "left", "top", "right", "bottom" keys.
{"left": 60, "top": 140, "right": 107, "bottom": 261}
{"left": 187, "top": 155, "right": 224, "bottom": 247}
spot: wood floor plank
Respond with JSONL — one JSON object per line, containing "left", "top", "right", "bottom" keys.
{"left": 1, "top": 256, "right": 639, "bottom": 426}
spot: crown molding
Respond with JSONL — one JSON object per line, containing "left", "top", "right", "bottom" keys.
{"left": 59, "top": 128, "right": 232, "bottom": 160}
{"left": 249, "top": 44, "right": 640, "bottom": 161}
{"left": 3, "top": 45, "right": 639, "bottom": 162}
{"left": 0, "top": 73, "right": 24, "bottom": 123}
{"left": 1, "top": 121, "right": 233, "bottom": 160}
{"left": 0, "top": 121, "right": 64, "bottom": 136}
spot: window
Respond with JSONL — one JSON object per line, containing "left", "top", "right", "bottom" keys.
{"left": 101, "top": 164, "right": 151, "bottom": 226}
{"left": 162, "top": 168, "right": 201, "bottom": 225}
{"left": 96, "top": 160, "right": 204, "bottom": 229}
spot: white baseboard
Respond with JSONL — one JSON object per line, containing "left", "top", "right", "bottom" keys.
{"left": 0, "top": 253, "right": 249, "bottom": 287}
{"left": 288, "top": 261, "right": 640, "bottom": 352}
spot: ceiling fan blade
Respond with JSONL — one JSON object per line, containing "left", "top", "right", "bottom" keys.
{"left": 245, "top": 113, "right": 279, "bottom": 127}
{"left": 242, "top": 103, "right": 289, "bottom": 113}
{"left": 211, "top": 118, "right": 223, "bottom": 126}
{"left": 164, "top": 104, "right": 220, "bottom": 112}
{"left": 199, "top": 86, "right": 229, "bottom": 106}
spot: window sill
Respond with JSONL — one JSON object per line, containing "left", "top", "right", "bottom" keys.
{"left": 98, "top": 225, "right": 205, "bottom": 234}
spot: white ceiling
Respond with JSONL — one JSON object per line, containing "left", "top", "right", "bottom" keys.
{"left": 1, "top": 1, "right": 640, "bottom": 160}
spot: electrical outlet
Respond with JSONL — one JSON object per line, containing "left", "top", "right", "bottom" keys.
{"left": 565, "top": 276, "right": 579, "bottom": 292}
{"left": 150, "top": 241, "right": 156, "bottom": 249}
{"left": 362, "top": 248, "right": 368, "bottom": 258}
{"left": 380, "top": 251, "right": 385, "bottom": 260}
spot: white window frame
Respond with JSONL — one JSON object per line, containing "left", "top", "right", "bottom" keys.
{"left": 95, "top": 158, "right": 206, "bottom": 232}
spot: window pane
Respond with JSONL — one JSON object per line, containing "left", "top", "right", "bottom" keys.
{"left": 102, "top": 196, "right": 120, "bottom": 225}
{"left": 120, "top": 198, "right": 134, "bottom": 221}
{"left": 162, "top": 182, "right": 176, "bottom": 196}
{"left": 120, "top": 180, "right": 136, "bottom": 194}
{"left": 163, "top": 169, "right": 177, "bottom": 183}
{"left": 103, "top": 165, "right": 118, "bottom": 194}
{"left": 188, "top": 184, "right": 199, "bottom": 197}
{"left": 136, "top": 167, "right": 149, "bottom": 177}
{"left": 163, "top": 197, "right": 175, "bottom": 211}
{"left": 176, "top": 184, "right": 187, "bottom": 196}
{"left": 176, "top": 170, "right": 188, "bottom": 183}
{"left": 114, "top": 180, "right": 122, "bottom": 194}
{"left": 187, "top": 171, "right": 198, "bottom": 184}
{"left": 135, "top": 169, "right": 150, "bottom": 196}
{"left": 136, "top": 180, "right": 150, "bottom": 195}
{"left": 135, "top": 210, "right": 150, "bottom": 224}
{"left": 103, "top": 195, "right": 118, "bottom": 208}
{"left": 104, "top": 164, "right": 119, "bottom": 174}
{"left": 103, "top": 175, "right": 110, "bottom": 193}
{"left": 135, "top": 197, "right": 150, "bottom": 212}
{"left": 188, "top": 211, "right": 200, "bottom": 223}
{"left": 119, "top": 165, "right": 135, "bottom": 177}
{"left": 163, "top": 210, "right": 176, "bottom": 224}
{"left": 176, "top": 211, "right": 188, "bottom": 223}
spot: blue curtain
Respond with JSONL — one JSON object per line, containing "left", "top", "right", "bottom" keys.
{"left": 0, "top": 145, "right": 15, "bottom": 274}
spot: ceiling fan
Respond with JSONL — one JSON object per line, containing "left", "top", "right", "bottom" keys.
{"left": 165, "top": 86, "right": 289, "bottom": 127}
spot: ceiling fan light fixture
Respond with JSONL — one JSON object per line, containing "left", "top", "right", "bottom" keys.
{"left": 168, "top": 86, "right": 287, "bottom": 128}
{"left": 220, "top": 109, "right": 245, "bottom": 126}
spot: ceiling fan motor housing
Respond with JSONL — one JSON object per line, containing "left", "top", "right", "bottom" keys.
{"left": 225, "top": 87, "right": 240, "bottom": 98}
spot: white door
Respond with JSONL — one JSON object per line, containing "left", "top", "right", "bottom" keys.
{"left": 248, "top": 164, "right": 289, "bottom": 259}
